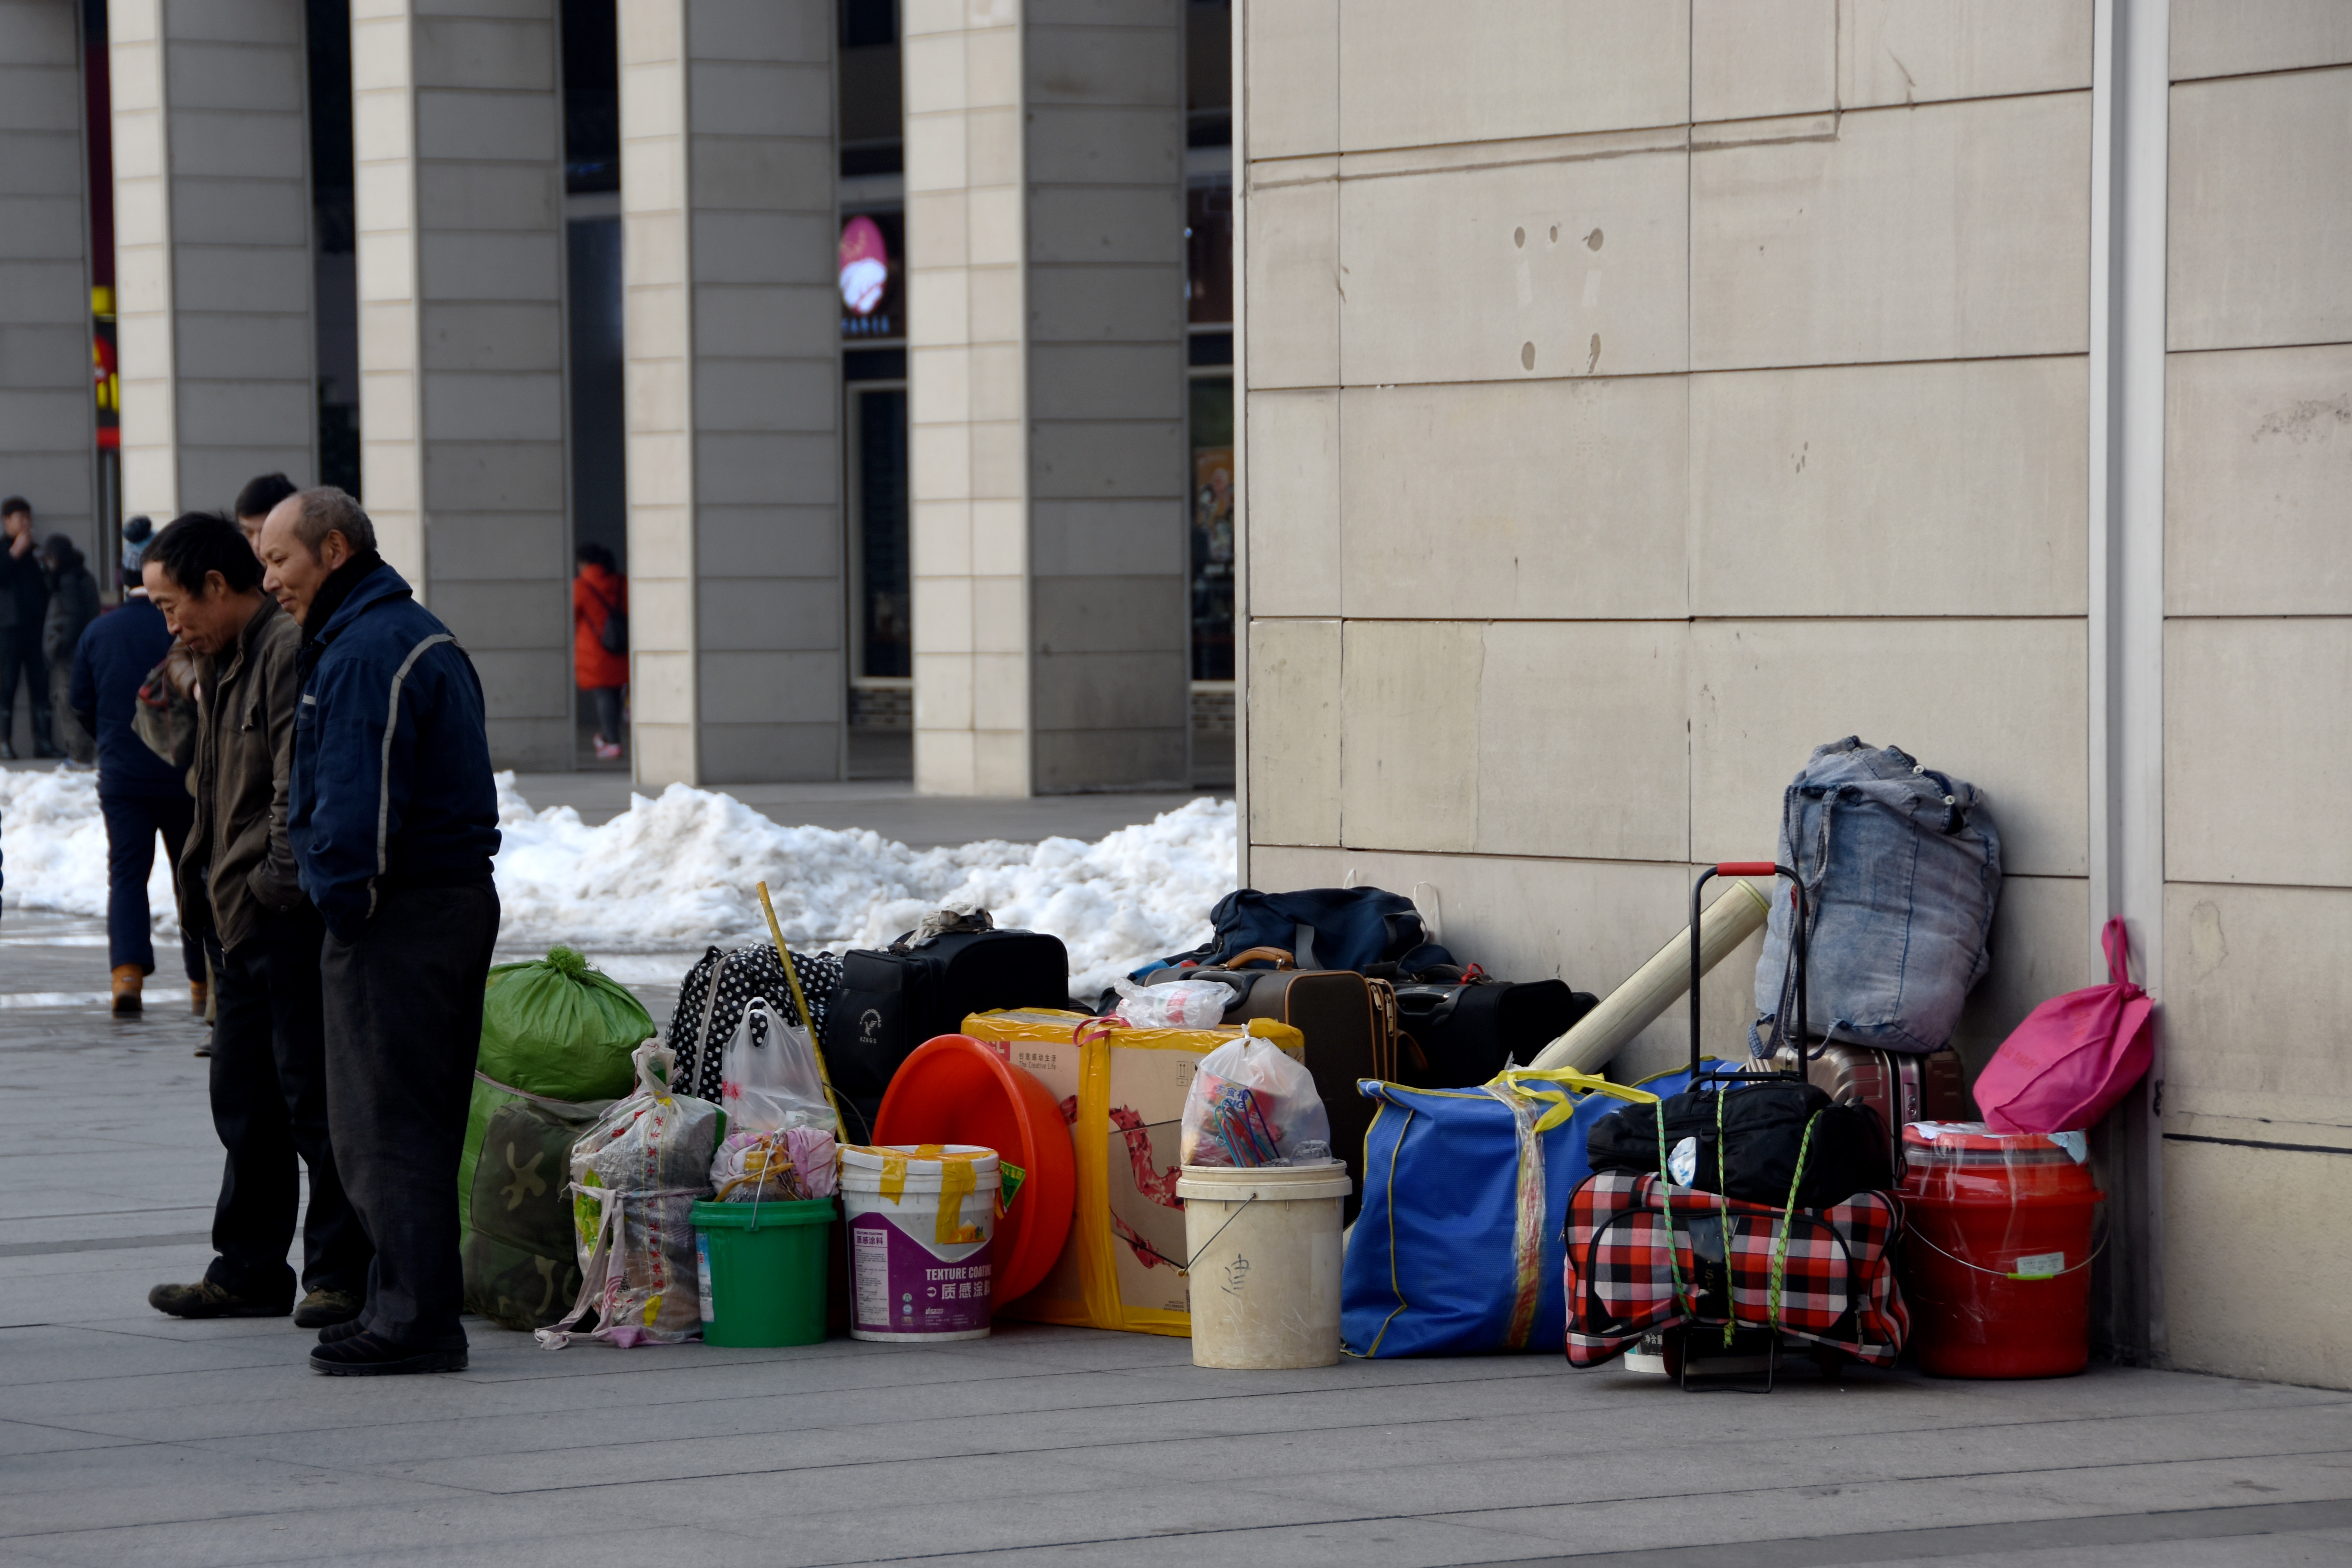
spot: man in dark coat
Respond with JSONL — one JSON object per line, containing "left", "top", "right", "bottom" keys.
{"left": 257, "top": 488, "right": 500, "bottom": 1376}
{"left": 70, "top": 534, "right": 205, "bottom": 1015}
{"left": 143, "top": 511, "right": 371, "bottom": 1330}
{"left": 0, "top": 496, "right": 59, "bottom": 759}
{"left": 39, "top": 534, "right": 101, "bottom": 764}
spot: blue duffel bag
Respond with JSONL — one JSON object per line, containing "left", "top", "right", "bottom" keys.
{"left": 1343, "top": 1062, "right": 1720, "bottom": 1357}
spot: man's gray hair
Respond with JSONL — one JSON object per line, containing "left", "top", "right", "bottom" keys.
{"left": 291, "top": 487, "right": 377, "bottom": 558}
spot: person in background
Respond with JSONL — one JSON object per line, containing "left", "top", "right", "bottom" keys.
{"left": 71, "top": 524, "right": 205, "bottom": 1016}
{"left": 39, "top": 534, "right": 101, "bottom": 766}
{"left": 0, "top": 496, "right": 59, "bottom": 760}
{"left": 234, "top": 472, "right": 298, "bottom": 554}
{"left": 572, "top": 542, "right": 627, "bottom": 760}
{"left": 257, "top": 488, "right": 500, "bottom": 1376}
{"left": 142, "top": 512, "right": 369, "bottom": 1329}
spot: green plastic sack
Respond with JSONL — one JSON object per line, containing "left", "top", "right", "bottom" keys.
{"left": 459, "top": 948, "right": 652, "bottom": 1326}
{"left": 478, "top": 946, "right": 651, "bottom": 1100}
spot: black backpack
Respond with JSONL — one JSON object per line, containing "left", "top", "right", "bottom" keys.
{"left": 1586, "top": 1082, "right": 1895, "bottom": 1212}
{"left": 823, "top": 927, "right": 1070, "bottom": 1125}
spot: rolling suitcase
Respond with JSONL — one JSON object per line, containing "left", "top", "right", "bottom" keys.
{"left": 1754, "top": 1041, "right": 1972, "bottom": 1178}
{"left": 1145, "top": 947, "right": 1394, "bottom": 1220}
{"left": 1563, "top": 862, "right": 1910, "bottom": 1386}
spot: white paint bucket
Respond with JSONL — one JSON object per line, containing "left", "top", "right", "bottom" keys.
{"left": 840, "top": 1144, "right": 1000, "bottom": 1343}
{"left": 1175, "top": 1160, "right": 1352, "bottom": 1369}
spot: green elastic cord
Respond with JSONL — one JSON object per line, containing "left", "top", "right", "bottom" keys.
{"left": 1767, "top": 1111, "right": 1823, "bottom": 1335}
{"left": 1715, "top": 1088, "right": 1735, "bottom": 1349}
{"left": 1656, "top": 1098, "right": 1689, "bottom": 1322}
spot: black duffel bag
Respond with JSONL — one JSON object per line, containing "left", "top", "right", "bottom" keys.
{"left": 824, "top": 924, "right": 1070, "bottom": 1127}
{"left": 1585, "top": 1081, "right": 1894, "bottom": 1212}
{"left": 1394, "top": 972, "right": 1596, "bottom": 1088}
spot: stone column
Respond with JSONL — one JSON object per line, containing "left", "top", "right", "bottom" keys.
{"left": 110, "top": 0, "right": 315, "bottom": 521}
{"left": 0, "top": 0, "right": 97, "bottom": 557}
{"left": 904, "top": 0, "right": 1189, "bottom": 795}
{"left": 619, "top": 0, "right": 842, "bottom": 786}
{"left": 352, "top": 0, "right": 570, "bottom": 768}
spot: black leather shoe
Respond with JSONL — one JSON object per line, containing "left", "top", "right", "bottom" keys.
{"left": 316, "top": 1315, "right": 370, "bottom": 1346}
{"left": 294, "top": 1289, "right": 364, "bottom": 1329}
{"left": 309, "top": 1330, "right": 467, "bottom": 1376}
{"left": 149, "top": 1279, "right": 288, "bottom": 1319}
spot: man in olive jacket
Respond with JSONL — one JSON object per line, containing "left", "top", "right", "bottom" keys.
{"left": 142, "top": 512, "right": 371, "bottom": 1328}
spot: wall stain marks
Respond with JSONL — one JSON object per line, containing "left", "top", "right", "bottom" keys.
{"left": 2189, "top": 899, "right": 2228, "bottom": 982}
{"left": 1521, "top": 341, "right": 1535, "bottom": 372}
{"left": 2251, "top": 398, "right": 2350, "bottom": 444}
{"left": 1584, "top": 227, "right": 1603, "bottom": 250}
{"left": 1586, "top": 333, "right": 1600, "bottom": 374}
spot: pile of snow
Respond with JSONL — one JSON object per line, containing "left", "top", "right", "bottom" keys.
{"left": 0, "top": 769, "right": 1236, "bottom": 997}
{"left": 0, "top": 767, "right": 168, "bottom": 926}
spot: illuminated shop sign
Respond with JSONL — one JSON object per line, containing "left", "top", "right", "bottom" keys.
{"left": 840, "top": 215, "right": 891, "bottom": 336}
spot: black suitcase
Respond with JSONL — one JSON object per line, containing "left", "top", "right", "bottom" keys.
{"left": 824, "top": 927, "right": 1070, "bottom": 1127}
{"left": 1395, "top": 975, "right": 1596, "bottom": 1088}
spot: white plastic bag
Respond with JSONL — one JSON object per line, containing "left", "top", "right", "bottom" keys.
{"left": 710, "top": 997, "right": 838, "bottom": 1201}
{"left": 537, "top": 1041, "right": 720, "bottom": 1348}
{"left": 1114, "top": 977, "right": 1236, "bottom": 1029}
{"left": 1179, "top": 1033, "right": 1332, "bottom": 1168}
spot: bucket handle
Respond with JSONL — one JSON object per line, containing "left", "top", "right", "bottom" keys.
{"left": 1906, "top": 1219, "right": 2110, "bottom": 1281}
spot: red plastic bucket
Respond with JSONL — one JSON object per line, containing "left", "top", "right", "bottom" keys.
{"left": 872, "top": 1034, "right": 1075, "bottom": 1304}
{"left": 1899, "top": 1122, "right": 2104, "bottom": 1378}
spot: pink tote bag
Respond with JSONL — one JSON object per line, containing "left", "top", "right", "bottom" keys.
{"left": 1975, "top": 918, "right": 2155, "bottom": 1134}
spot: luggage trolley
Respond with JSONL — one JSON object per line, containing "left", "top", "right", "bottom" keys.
{"left": 1622, "top": 861, "right": 1847, "bottom": 1390}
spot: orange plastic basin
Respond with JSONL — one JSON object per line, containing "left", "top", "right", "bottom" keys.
{"left": 873, "top": 1034, "right": 1076, "bottom": 1305}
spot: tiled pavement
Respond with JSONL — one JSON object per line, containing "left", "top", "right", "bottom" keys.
{"left": 3, "top": 909, "right": 2349, "bottom": 1567}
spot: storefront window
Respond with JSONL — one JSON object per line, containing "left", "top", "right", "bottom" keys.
{"left": 853, "top": 384, "right": 910, "bottom": 679}
{"left": 1189, "top": 376, "right": 1234, "bottom": 681}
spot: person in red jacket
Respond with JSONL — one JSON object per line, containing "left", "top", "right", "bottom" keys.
{"left": 572, "top": 543, "right": 627, "bottom": 760}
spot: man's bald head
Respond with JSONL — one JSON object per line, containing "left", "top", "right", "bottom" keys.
{"left": 257, "top": 488, "right": 374, "bottom": 622}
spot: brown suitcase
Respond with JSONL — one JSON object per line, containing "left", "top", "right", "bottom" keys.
{"left": 1147, "top": 947, "right": 1396, "bottom": 1220}
{"left": 1756, "top": 1041, "right": 1973, "bottom": 1175}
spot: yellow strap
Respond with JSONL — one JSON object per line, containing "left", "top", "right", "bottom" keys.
{"left": 936, "top": 1156, "right": 983, "bottom": 1245}
{"left": 1490, "top": 1067, "right": 1660, "bottom": 1133}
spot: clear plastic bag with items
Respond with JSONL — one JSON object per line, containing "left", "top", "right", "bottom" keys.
{"left": 1179, "top": 1027, "right": 1332, "bottom": 1168}
{"left": 535, "top": 1040, "right": 721, "bottom": 1348}
{"left": 710, "top": 996, "right": 838, "bottom": 1201}
{"left": 1112, "top": 978, "right": 1236, "bottom": 1030}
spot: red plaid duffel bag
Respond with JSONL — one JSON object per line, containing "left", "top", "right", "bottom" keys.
{"left": 1563, "top": 1168, "right": 1909, "bottom": 1367}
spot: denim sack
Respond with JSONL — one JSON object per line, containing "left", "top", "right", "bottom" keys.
{"left": 1751, "top": 737, "right": 2000, "bottom": 1056}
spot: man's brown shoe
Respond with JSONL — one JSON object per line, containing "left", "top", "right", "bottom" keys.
{"left": 148, "top": 1279, "right": 287, "bottom": 1319}
{"left": 111, "top": 965, "right": 143, "bottom": 1015}
{"left": 294, "top": 1289, "right": 365, "bottom": 1330}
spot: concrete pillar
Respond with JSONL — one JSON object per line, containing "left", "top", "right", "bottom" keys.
{"left": 352, "top": 0, "right": 570, "bottom": 768}
{"left": 0, "top": 0, "right": 97, "bottom": 559}
{"left": 619, "top": 0, "right": 843, "bottom": 785}
{"left": 904, "top": 0, "right": 1189, "bottom": 795}
{"left": 110, "top": 0, "right": 315, "bottom": 521}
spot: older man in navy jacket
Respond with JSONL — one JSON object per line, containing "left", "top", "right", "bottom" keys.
{"left": 257, "top": 488, "right": 500, "bottom": 1376}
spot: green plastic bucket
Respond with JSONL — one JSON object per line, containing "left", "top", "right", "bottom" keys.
{"left": 691, "top": 1197, "right": 836, "bottom": 1348}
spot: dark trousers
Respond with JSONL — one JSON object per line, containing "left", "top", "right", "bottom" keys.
{"left": 100, "top": 790, "right": 201, "bottom": 977}
{"left": 323, "top": 882, "right": 499, "bottom": 1346}
{"left": 0, "top": 630, "right": 49, "bottom": 751}
{"left": 49, "top": 663, "right": 93, "bottom": 763}
{"left": 205, "top": 904, "right": 372, "bottom": 1304}
{"left": 588, "top": 686, "right": 622, "bottom": 742}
